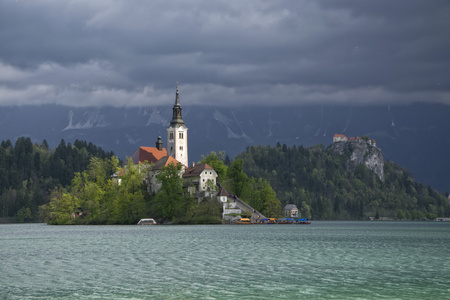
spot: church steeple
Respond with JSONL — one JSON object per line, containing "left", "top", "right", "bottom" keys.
{"left": 171, "top": 83, "right": 184, "bottom": 125}
{"left": 167, "top": 83, "right": 188, "bottom": 167}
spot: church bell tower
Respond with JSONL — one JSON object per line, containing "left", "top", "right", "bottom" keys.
{"left": 167, "top": 84, "right": 188, "bottom": 167}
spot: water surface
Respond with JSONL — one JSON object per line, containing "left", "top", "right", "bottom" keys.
{"left": 1, "top": 222, "right": 449, "bottom": 299}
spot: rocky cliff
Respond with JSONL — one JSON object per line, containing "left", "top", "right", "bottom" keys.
{"left": 330, "top": 140, "right": 384, "bottom": 181}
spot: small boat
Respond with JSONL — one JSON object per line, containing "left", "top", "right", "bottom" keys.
{"left": 295, "top": 218, "right": 311, "bottom": 225}
{"left": 236, "top": 218, "right": 252, "bottom": 225}
{"left": 258, "top": 218, "right": 278, "bottom": 224}
{"left": 137, "top": 218, "right": 157, "bottom": 225}
{"left": 277, "top": 218, "right": 295, "bottom": 224}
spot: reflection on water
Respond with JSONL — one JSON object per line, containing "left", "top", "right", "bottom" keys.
{"left": 1, "top": 222, "right": 449, "bottom": 299}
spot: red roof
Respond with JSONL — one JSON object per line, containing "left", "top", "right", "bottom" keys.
{"left": 333, "top": 134, "right": 347, "bottom": 138}
{"left": 151, "top": 156, "right": 180, "bottom": 170}
{"left": 130, "top": 147, "right": 167, "bottom": 164}
{"left": 184, "top": 163, "right": 214, "bottom": 177}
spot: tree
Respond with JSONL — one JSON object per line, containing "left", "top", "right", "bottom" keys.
{"left": 200, "top": 151, "right": 227, "bottom": 182}
{"left": 227, "top": 159, "right": 248, "bottom": 197}
{"left": 224, "top": 154, "right": 231, "bottom": 166}
{"left": 39, "top": 156, "right": 142, "bottom": 225}
{"left": 152, "top": 162, "right": 186, "bottom": 220}
{"left": 259, "top": 179, "right": 281, "bottom": 217}
{"left": 113, "top": 158, "right": 147, "bottom": 224}
{"left": 301, "top": 202, "right": 311, "bottom": 219}
{"left": 205, "top": 179, "right": 217, "bottom": 193}
{"left": 17, "top": 207, "right": 32, "bottom": 223}
{"left": 44, "top": 187, "right": 76, "bottom": 225}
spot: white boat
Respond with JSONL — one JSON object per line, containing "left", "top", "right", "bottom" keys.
{"left": 137, "top": 218, "right": 157, "bottom": 225}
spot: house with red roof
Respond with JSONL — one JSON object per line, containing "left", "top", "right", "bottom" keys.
{"left": 333, "top": 134, "right": 377, "bottom": 147}
{"left": 184, "top": 163, "right": 218, "bottom": 196}
{"left": 333, "top": 134, "right": 348, "bottom": 143}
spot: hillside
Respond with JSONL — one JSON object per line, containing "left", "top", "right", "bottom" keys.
{"left": 236, "top": 141, "right": 449, "bottom": 220}
{"left": 0, "top": 138, "right": 115, "bottom": 223}
{"left": 2, "top": 137, "right": 448, "bottom": 223}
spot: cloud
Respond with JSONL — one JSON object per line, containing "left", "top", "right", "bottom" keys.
{"left": 0, "top": 0, "right": 449, "bottom": 107}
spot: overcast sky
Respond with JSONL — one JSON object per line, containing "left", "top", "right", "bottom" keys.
{"left": 0, "top": 0, "right": 449, "bottom": 107}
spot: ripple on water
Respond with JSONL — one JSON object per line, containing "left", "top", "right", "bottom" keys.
{"left": 1, "top": 222, "right": 450, "bottom": 299}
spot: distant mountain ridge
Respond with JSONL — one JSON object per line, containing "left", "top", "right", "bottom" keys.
{"left": 0, "top": 103, "right": 448, "bottom": 192}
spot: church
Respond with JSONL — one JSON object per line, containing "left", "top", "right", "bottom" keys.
{"left": 129, "top": 85, "right": 218, "bottom": 195}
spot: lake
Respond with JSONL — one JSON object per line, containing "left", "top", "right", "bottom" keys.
{"left": 1, "top": 222, "right": 449, "bottom": 299}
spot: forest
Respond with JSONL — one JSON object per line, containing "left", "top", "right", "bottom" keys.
{"left": 0, "top": 138, "right": 114, "bottom": 223}
{"left": 236, "top": 143, "right": 449, "bottom": 220}
{"left": 1, "top": 138, "right": 448, "bottom": 224}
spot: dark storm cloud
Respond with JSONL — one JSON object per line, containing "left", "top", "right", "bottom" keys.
{"left": 0, "top": 0, "right": 449, "bottom": 107}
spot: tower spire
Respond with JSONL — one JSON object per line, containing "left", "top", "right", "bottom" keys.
{"left": 167, "top": 83, "right": 188, "bottom": 167}
{"left": 175, "top": 82, "right": 180, "bottom": 106}
{"left": 171, "top": 82, "right": 184, "bottom": 125}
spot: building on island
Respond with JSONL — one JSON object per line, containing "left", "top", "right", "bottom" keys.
{"left": 333, "top": 134, "right": 376, "bottom": 147}
{"left": 123, "top": 84, "right": 265, "bottom": 223}
{"left": 184, "top": 163, "right": 218, "bottom": 196}
{"left": 333, "top": 134, "right": 348, "bottom": 143}
{"left": 284, "top": 204, "right": 299, "bottom": 218}
{"left": 130, "top": 136, "right": 167, "bottom": 165}
{"left": 217, "top": 187, "right": 229, "bottom": 203}
{"left": 146, "top": 155, "right": 181, "bottom": 194}
{"left": 127, "top": 85, "right": 189, "bottom": 194}
{"left": 167, "top": 85, "right": 188, "bottom": 167}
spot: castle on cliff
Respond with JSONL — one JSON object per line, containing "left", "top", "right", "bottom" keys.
{"left": 333, "top": 134, "right": 377, "bottom": 147}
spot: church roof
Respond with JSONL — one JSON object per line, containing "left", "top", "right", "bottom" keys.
{"left": 130, "top": 146, "right": 167, "bottom": 164}
{"left": 184, "top": 163, "right": 215, "bottom": 178}
{"left": 151, "top": 156, "right": 181, "bottom": 170}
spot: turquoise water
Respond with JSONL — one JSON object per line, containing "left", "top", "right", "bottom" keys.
{"left": 1, "top": 222, "right": 449, "bottom": 299}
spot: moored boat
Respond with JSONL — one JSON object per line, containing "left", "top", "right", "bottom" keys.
{"left": 137, "top": 218, "right": 157, "bottom": 225}
{"left": 236, "top": 218, "right": 252, "bottom": 225}
{"left": 295, "top": 218, "right": 311, "bottom": 224}
{"left": 277, "top": 218, "right": 295, "bottom": 224}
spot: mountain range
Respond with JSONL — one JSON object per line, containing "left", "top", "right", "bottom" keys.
{"left": 0, "top": 103, "right": 448, "bottom": 193}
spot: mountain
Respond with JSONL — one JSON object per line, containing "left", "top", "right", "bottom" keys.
{"left": 0, "top": 103, "right": 448, "bottom": 192}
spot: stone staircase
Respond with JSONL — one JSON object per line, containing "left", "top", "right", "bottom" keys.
{"left": 222, "top": 194, "right": 267, "bottom": 223}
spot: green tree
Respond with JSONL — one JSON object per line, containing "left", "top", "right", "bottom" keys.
{"left": 152, "top": 162, "right": 185, "bottom": 221}
{"left": 17, "top": 207, "right": 32, "bottom": 223}
{"left": 44, "top": 187, "right": 76, "bottom": 225}
{"left": 227, "top": 159, "right": 248, "bottom": 197}
{"left": 259, "top": 179, "right": 281, "bottom": 217}
{"left": 112, "top": 158, "right": 147, "bottom": 224}
{"left": 200, "top": 151, "right": 228, "bottom": 182}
